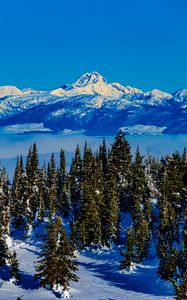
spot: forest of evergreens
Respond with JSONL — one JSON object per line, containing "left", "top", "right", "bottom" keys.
{"left": 0, "top": 131, "right": 186, "bottom": 299}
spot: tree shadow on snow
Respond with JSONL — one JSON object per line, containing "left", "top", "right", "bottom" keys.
{"left": 79, "top": 251, "right": 173, "bottom": 298}
{"left": 19, "top": 271, "right": 39, "bottom": 289}
{"left": 0, "top": 265, "right": 10, "bottom": 281}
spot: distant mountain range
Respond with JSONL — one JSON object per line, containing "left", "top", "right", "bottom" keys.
{"left": 0, "top": 72, "right": 186, "bottom": 135}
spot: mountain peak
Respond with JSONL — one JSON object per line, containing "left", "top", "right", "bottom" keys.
{"left": 0, "top": 85, "right": 23, "bottom": 98}
{"left": 73, "top": 72, "right": 106, "bottom": 88}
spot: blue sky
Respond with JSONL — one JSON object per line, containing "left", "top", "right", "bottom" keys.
{"left": 0, "top": 0, "right": 186, "bottom": 92}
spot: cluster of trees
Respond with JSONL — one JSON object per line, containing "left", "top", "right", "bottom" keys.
{"left": 0, "top": 131, "right": 186, "bottom": 299}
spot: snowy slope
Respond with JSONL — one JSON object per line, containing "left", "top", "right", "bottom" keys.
{"left": 0, "top": 231, "right": 174, "bottom": 300}
{"left": 0, "top": 72, "right": 186, "bottom": 135}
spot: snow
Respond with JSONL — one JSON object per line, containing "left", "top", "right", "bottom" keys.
{"left": 0, "top": 86, "right": 23, "bottom": 98}
{"left": 0, "top": 228, "right": 174, "bottom": 300}
{"left": 50, "top": 72, "right": 143, "bottom": 99}
{"left": 0, "top": 123, "right": 53, "bottom": 134}
{"left": 144, "top": 89, "right": 172, "bottom": 105}
{"left": 121, "top": 125, "right": 167, "bottom": 135}
{"left": 111, "top": 82, "right": 143, "bottom": 94}
{"left": 0, "top": 72, "right": 186, "bottom": 135}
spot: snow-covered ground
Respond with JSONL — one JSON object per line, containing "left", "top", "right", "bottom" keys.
{"left": 0, "top": 230, "right": 174, "bottom": 300}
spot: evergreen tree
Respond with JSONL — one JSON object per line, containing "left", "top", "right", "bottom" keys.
{"left": 35, "top": 218, "right": 78, "bottom": 293}
{"left": 120, "top": 228, "right": 136, "bottom": 269}
{"left": 69, "top": 145, "right": 83, "bottom": 221}
{"left": 26, "top": 143, "right": 41, "bottom": 221}
{"left": 0, "top": 166, "right": 11, "bottom": 234}
{"left": 47, "top": 154, "right": 58, "bottom": 218}
{"left": 76, "top": 147, "right": 103, "bottom": 247}
{"left": 38, "top": 165, "right": 47, "bottom": 222}
{"left": 9, "top": 250, "right": 21, "bottom": 283}
{"left": 99, "top": 138, "right": 108, "bottom": 176}
{"left": 102, "top": 161, "right": 120, "bottom": 246}
{"left": 108, "top": 130, "right": 132, "bottom": 211}
{"left": 0, "top": 225, "right": 8, "bottom": 267}
{"left": 56, "top": 226, "right": 78, "bottom": 292}
{"left": 11, "top": 156, "right": 31, "bottom": 228}
{"left": 125, "top": 147, "right": 151, "bottom": 262}
{"left": 57, "top": 149, "right": 70, "bottom": 217}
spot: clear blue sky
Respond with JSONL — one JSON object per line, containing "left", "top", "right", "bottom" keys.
{"left": 0, "top": 0, "right": 186, "bottom": 92}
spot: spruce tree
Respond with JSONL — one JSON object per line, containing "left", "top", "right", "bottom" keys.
{"left": 11, "top": 156, "right": 30, "bottom": 228}
{"left": 56, "top": 226, "right": 78, "bottom": 292}
{"left": 108, "top": 130, "right": 132, "bottom": 211}
{"left": 57, "top": 149, "right": 70, "bottom": 217}
{"left": 9, "top": 250, "right": 21, "bottom": 284}
{"left": 120, "top": 228, "right": 136, "bottom": 269}
{"left": 76, "top": 147, "right": 103, "bottom": 247}
{"left": 35, "top": 218, "right": 78, "bottom": 294}
{"left": 69, "top": 145, "right": 83, "bottom": 221}
{"left": 0, "top": 225, "right": 8, "bottom": 267}
{"left": 26, "top": 143, "right": 41, "bottom": 221}
{"left": 47, "top": 154, "right": 58, "bottom": 218}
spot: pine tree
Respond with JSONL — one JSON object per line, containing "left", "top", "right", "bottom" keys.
{"left": 120, "top": 228, "right": 136, "bottom": 269}
{"left": 0, "top": 166, "right": 11, "bottom": 234}
{"left": 125, "top": 147, "right": 151, "bottom": 262}
{"left": 35, "top": 218, "right": 78, "bottom": 294}
{"left": 57, "top": 149, "right": 70, "bottom": 217}
{"left": 102, "top": 161, "right": 120, "bottom": 246}
{"left": 69, "top": 145, "right": 83, "bottom": 221}
{"left": 157, "top": 171, "right": 187, "bottom": 300}
{"left": 38, "top": 165, "right": 47, "bottom": 222}
{"left": 76, "top": 147, "right": 103, "bottom": 247}
{"left": 99, "top": 138, "right": 108, "bottom": 176}
{"left": 26, "top": 143, "right": 41, "bottom": 221}
{"left": 9, "top": 250, "right": 21, "bottom": 283}
{"left": 108, "top": 130, "right": 132, "bottom": 211}
{"left": 11, "top": 156, "right": 31, "bottom": 228}
{"left": 56, "top": 226, "right": 78, "bottom": 292}
{"left": 0, "top": 225, "right": 8, "bottom": 267}
{"left": 47, "top": 154, "right": 58, "bottom": 218}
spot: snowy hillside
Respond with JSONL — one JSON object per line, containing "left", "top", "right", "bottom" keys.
{"left": 0, "top": 72, "right": 186, "bottom": 135}
{"left": 0, "top": 229, "right": 174, "bottom": 300}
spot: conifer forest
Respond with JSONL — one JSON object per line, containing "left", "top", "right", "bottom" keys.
{"left": 0, "top": 131, "right": 186, "bottom": 299}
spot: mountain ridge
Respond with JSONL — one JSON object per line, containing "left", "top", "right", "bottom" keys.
{"left": 0, "top": 72, "right": 186, "bottom": 135}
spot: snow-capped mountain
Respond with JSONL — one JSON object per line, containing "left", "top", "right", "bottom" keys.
{"left": 0, "top": 72, "right": 186, "bottom": 135}
{"left": 0, "top": 86, "right": 23, "bottom": 98}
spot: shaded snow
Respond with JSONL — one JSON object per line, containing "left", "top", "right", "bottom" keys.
{"left": 0, "top": 229, "right": 174, "bottom": 300}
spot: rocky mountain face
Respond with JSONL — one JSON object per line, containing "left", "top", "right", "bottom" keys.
{"left": 0, "top": 72, "right": 186, "bottom": 135}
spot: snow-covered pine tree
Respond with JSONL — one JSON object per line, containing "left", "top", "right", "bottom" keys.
{"left": 108, "top": 130, "right": 132, "bottom": 211}
{"left": 99, "top": 138, "right": 108, "bottom": 176}
{"left": 57, "top": 149, "right": 70, "bottom": 217}
{"left": 9, "top": 250, "right": 21, "bottom": 284}
{"left": 35, "top": 217, "right": 78, "bottom": 296}
{"left": 76, "top": 145, "right": 103, "bottom": 247}
{"left": 157, "top": 152, "right": 187, "bottom": 300}
{"left": 69, "top": 145, "right": 83, "bottom": 216}
{"left": 55, "top": 223, "right": 78, "bottom": 294}
{"left": 0, "top": 166, "right": 11, "bottom": 235}
{"left": 120, "top": 227, "right": 136, "bottom": 270}
{"left": 37, "top": 164, "right": 47, "bottom": 222}
{"left": 0, "top": 224, "right": 9, "bottom": 267}
{"left": 126, "top": 147, "right": 151, "bottom": 262}
{"left": 26, "top": 143, "right": 41, "bottom": 222}
{"left": 11, "top": 156, "right": 31, "bottom": 229}
{"left": 102, "top": 160, "right": 120, "bottom": 246}
{"left": 47, "top": 154, "right": 58, "bottom": 218}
